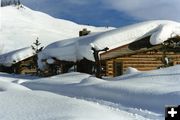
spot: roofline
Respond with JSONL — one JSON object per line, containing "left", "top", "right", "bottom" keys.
{"left": 100, "top": 44, "right": 163, "bottom": 60}
{"left": 100, "top": 44, "right": 129, "bottom": 56}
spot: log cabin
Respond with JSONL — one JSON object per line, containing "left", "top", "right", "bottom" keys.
{"left": 100, "top": 36, "right": 180, "bottom": 77}
{"left": 3, "top": 55, "right": 37, "bottom": 74}
{"left": 0, "top": 47, "right": 37, "bottom": 75}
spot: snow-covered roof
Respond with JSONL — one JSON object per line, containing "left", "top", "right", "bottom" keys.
{"left": 0, "top": 47, "right": 34, "bottom": 67}
{"left": 38, "top": 20, "right": 180, "bottom": 69}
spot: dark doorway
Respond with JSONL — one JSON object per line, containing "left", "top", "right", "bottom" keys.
{"left": 77, "top": 58, "right": 94, "bottom": 74}
{"left": 114, "top": 61, "right": 123, "bottom": 76}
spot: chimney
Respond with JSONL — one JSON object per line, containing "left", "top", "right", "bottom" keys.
{"left": 79, "top": 28, "right": 91, "bottom": 37}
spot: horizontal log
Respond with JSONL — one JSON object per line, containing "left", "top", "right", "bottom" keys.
{"left": 107, "top": 69, "right": 113, "bottom": 71}
{"left": 107, "top": 71, "right": 113, "bottom": 74}
{"left": 107, "top": 66, "right": 113, "bottom": 69}
{"left": 107, "top": 65, "right": 113, "bottom": 67}
{"left": 123, "top": 64, "right": 163, "bottom": 67}
{"left": 106, "top": 63, "right": 113, "bottom": 66}
{"left": 115, "top": 57, "right": 158, "bottom": 61}
{"left": 20, "top": 69, "right": 36, "bottom": 74}
{"left": 107, "top": 60, "right": 114, "bottom": 62}
{"left": 123, "top": 61, "right": 162, "bottom": 64}
{"left": 130, "top": 55, "right": 163, "bottom": 58}
{"left": 173, "top": 61, "right": 180, "bottom": 64}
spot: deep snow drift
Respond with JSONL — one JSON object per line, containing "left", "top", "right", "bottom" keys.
{"left": 38, "top": 20, "right": 180, "bottom": 70}
{"left": 1, "top": 65, "right": 180, "bottom": 120}
{"left": 0, "top": 91, "right": 133, "bottom": 120}
{"left": 22, "top": 66, "right": 180, "bottom": 113}
{"left": 0, "top": 5, "right": 112, "bottom": 54}
{"left": 0, "top": 73, "right": 153, "bottom": 120}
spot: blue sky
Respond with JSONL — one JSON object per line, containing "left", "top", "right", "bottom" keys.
{"left": 20, "top": 0, "right": 180, "bottom": 27}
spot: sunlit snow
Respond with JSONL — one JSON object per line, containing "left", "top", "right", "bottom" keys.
{"left": 39, "top": 20, "right": 180, "bottom": 70}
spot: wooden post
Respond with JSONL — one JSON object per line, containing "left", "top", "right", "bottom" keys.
{"left": 91, "top": 47, "right": 109, "bottom": 78}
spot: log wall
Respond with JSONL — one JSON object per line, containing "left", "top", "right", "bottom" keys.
{"left": 105, "top": 50, "right": 180, "bottom": 77}
{"left": 15, "top": 56, "right": 37, "bottom": 74}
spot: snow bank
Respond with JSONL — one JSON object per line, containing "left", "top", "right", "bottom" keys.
{"left": 22, "top": 65, "right": 180, "bottom": 114}
{"left": 0, "top": 5, "right": 112, "bottom": 54}
{"left": 0, "top": 75, "right": 30, "bottom": 91}
{"left": 0, "top": 90, "right": 148, "bottom": 120}
{"left": 124, "top": 67, "right": 139, "bottom": 74}
{"left": 38, "top": 20, "right": 180, "bottom": 69}
{"left": 0, "top": 72, "right": 152, "bottom": 120}
{"left": 0, "top": 81, "right": 30, "bottom": 91}
{"left": 0, "top": 47, "right": 34, "bottom": 67}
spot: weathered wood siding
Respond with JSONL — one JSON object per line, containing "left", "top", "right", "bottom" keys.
{"left": 14, "top": 56, "right": 37, "bottom": 74}
{"left": 106, "top": 60, "right": 114, "bottom": 76}
{"left": 105, "top": 50, "right": 180, "bottom": 77}
{"left": 102, "top": 36, "right": 180, "bottom": 77}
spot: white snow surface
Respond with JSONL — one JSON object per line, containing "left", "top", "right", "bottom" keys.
{"left": 0, "top": 80, "right": 30, "bottom": 91}
{"left": 0, "top": 5, "right": 112, "bottom": 54}
{"left": 1, "top": 65, "right": 180, "bottom": 120}
{"left": 1, "top": 91, "right": 134, "bottom": 120}
{"left": 0, "top": 47, "right": 34, "bottom": 67}
{"left": 125, "top": 67, "right": 140, "bottom": 74}
{"left": 38, "top": 20, "right": 180, "bottom": 69}
{"left": 22, "top": 66, "right": 180, "bottom": 114}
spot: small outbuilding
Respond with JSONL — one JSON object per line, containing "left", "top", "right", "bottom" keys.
{"left": 0, "top": 47, "right": 37, "bottom": 74}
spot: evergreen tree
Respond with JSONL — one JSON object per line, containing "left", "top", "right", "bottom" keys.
{"left": 31, "top": 37, "right": 44, "bottom": 75}
{"left": 31, "top": 37, "right": 43, "bottom": 54}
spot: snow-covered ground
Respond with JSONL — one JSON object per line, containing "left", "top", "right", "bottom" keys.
{"left": 1, "top": 65, "right": 180, "bottom": 120}
{"left": 0, "top": 5, "right": 113, "bottom": 54}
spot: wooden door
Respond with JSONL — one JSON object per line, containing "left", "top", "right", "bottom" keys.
{"left": 113, "top": 60, "right": 123, "bottom": 76}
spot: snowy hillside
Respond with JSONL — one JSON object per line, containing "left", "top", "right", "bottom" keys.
{"left": 1, "top": 65, "right": 180, "bottom": 119}
{"left": 0, "top": 5, "right": 113, "bottom": 54}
